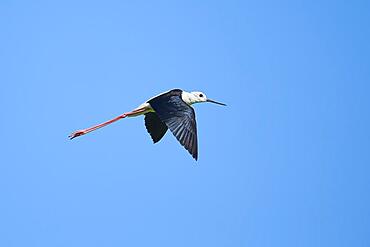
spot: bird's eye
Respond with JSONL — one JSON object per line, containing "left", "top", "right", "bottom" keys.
{"left": 199, "top": 94, "right": 203, "bottom": 97}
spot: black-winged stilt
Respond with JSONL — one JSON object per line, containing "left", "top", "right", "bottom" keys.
{"left": 69, "top": 89, "right": 226, "bottom": 160}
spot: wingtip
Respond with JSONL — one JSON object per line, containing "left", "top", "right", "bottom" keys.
{"left": 192, "top": 152, "right": 198, "bottom": 161}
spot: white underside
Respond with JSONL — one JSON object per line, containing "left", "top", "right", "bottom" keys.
{"left": 128, "top": 102, "right": 154, "bottom": 117}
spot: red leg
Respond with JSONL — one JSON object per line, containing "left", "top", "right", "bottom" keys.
{"left": 69, "top": 108, "right": 146, "bottom": 139}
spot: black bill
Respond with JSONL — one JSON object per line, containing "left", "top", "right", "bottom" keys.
{"left": 207, "top": 99, "right": 227, "bottom": 106}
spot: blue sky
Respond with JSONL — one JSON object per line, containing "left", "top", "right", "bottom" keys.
{"left": 1, "top": 0, "right": 370, "bottom": 246}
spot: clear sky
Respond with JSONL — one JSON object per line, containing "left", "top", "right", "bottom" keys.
{"left": 1, "top": 0, "right": 370, "bottom": 246}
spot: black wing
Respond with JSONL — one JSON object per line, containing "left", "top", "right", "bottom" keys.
{"left": 144, "top": 112, "right": 168, "bottom": 143}
{"left": 148, "top": 89, "right": 198, "bottom": 160}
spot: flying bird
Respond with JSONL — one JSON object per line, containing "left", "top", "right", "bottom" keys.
{"left": 69, "top": 89, "right": 226, "bottom": 160}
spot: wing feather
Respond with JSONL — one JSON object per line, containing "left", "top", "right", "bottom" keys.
{"left": 148, "top": 90, "right": 198, "bottom": 160}
{"left": 144, "top": 112, "right": 168, "bottom": 143}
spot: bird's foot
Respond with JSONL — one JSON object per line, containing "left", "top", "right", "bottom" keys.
{"left": 69, "top": 130, "right": 86, "bottom": 140}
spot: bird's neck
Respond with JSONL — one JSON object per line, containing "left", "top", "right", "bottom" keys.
{"left": 181, "top": 91, "right": 197, "bottom": 105}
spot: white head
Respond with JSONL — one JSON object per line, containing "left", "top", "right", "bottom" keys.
{"left": 190, "top": 91, "right": 208, "bottom": 103}
{"left": 182, "top": 91, "right": 226, "bottom": 106}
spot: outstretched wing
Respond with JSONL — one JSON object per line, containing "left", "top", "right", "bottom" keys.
{"left": 148, "top": 90, "right": 198, "bottom": 160}
{"left": 144, "top": 112, "right": 168, "bottom": 143}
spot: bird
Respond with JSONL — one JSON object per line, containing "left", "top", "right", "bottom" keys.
{"left": 69, "top": 89, "right": 226, "bottom": 160}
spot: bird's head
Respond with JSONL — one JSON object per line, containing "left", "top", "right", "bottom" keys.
{"left": 184, "top": 91, "right": 226, "bottom": 106}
